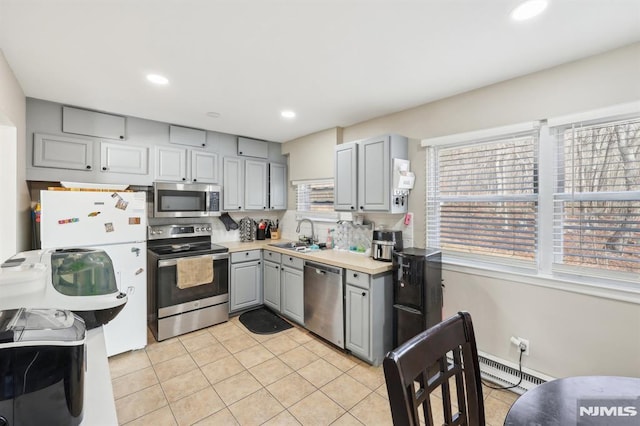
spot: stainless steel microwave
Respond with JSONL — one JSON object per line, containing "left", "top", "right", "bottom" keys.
{"left": 153, "top": 182, "right": 221, "bottom": 218}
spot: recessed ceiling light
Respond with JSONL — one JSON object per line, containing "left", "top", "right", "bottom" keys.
{"left": 510, "top": 0, "right": 548, "bottom": 21}
{"left": 281, "top": 110, "right": 296, "bottom": 119}
{"left": 146, "top": 74, "right": 169, "bottom": 85}
{"left": 206, "top": 112, "right": 221, "bottom": 118}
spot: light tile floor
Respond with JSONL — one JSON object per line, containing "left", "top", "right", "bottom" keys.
{"left": 109, "top": 316, "right": 518, "bottom": 425}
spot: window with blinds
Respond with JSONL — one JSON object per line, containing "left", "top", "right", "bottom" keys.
{"left": 427, "top": 133, "right": 538, "bottom": 261}
{"left": 553, "top": 117, "right": 640, "bottom": 273}
{"left": 295, "top": 179, "right": 335, "bottom": 213}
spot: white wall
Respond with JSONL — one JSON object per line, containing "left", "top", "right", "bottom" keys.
{"left": 281, "top": 127, "right": 342, "bottom": 182}
{"left": 0, "top": 50, "right": 28, "bottom": 261}
{"left": 337, "top": 42, "right": 640, "bottom": 378}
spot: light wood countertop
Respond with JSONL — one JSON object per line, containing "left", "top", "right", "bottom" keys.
{"left": 219, "top": 240, "right": 394, "bottom": 275}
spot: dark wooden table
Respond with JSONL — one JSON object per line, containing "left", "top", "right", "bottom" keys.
{"left": 504, "top": 376, "right": 640, "bottom": 426}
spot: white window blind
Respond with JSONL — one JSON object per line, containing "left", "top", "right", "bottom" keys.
{"left": 553, "top": 116, "right": 640, "bottom": 274}
{"left": 295, "top": 179, "right": 335, "bottom": 213}
{"left": 427, "top": 132, "right": 538, "bottom": 261}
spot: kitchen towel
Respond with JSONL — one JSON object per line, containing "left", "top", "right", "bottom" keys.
{"left": 176, "top": 257, "right": 213, "bottom": 289}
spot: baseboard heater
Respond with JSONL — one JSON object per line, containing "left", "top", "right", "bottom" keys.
{"left": 476, "top": 351, "right": 555, "bottom": 395}
{"left": 448, "top": 351, "right": 555, "bottom": 395}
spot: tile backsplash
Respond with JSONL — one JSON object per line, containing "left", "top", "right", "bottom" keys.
{"left": 149, "top": 210, "right": 415, "bottom": 249}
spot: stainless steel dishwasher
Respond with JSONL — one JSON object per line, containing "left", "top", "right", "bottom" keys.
{"left": 304, "top": 260, "right": 345, "bottom": 348}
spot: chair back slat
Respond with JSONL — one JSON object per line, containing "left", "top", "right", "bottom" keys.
{"left": 383, "top": 311, "right": 485, "bottom": 426}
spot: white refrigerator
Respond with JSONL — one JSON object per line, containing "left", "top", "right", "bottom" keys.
{"left": 40, "top": 190, "right": 148, "bottom": 357}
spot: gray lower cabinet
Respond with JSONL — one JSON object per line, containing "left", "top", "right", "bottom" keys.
{"left": 263, "top": 260, "right": 281, "bottom": 311}
{"left": 345, "top": 284, "right": 370, "bottom": 360}
{"left": 344, "top": 269, "right": 393, "bottom": 366}
{"left": 281, "top": 255, "right": 304, "bottom": 325}
{"left": 230, "top": 250, "right": 263, "bottom": 312}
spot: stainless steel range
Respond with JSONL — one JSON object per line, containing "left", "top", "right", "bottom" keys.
{"left": 147, "top": 223, "right": 229, "bottom": 341}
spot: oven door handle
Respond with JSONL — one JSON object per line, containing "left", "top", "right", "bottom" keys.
{"left": 158, "top": 252, "right": 229, "bottom": 268}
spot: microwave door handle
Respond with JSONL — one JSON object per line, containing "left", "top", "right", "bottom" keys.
{"left": 205, "top": 192, "right": 211, "bottom": 213}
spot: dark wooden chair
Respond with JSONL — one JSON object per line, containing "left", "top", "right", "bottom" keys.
{"left": 383, "top": 311, "right": 485, "bottom": 426}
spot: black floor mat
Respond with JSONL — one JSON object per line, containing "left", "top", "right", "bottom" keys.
{"left": 239, "top": 307, "right": 293, "bottom": 334}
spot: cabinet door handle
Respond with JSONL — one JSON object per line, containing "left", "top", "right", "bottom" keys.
{"left": 119, "top": 135, "right": 124, "bottom": 140}
{"left": 182, "top": 177, "right": 186, "bottom": 181}
{"left": 193, "top": 179, "right": 197, "bottom": 182}
{"left": 353, "top": 273, "right": 358, "bottom": 278}
{"left": 102, "top": 166, "right": 107, "bottom": 171}
{"left": 359, "top": 206, "right": 364, "bottom": 210}
{"left": 86, "top": 165, "right": 91, "bottom": 169}
{"left": 362, "top": 292, "right": 366, "bottom": 297}
{"left": 275, "top": 266, "right": 279, "bottom": 269}
{"left": 350, "top": 206, "right": 354, "bottom": 210}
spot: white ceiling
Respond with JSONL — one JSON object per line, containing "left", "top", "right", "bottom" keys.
{"left": 1, "top": 1, "right": 639, "bottom": 142}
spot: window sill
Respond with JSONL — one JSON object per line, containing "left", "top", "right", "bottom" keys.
{"left": 442, "top": 255, "right": 640, "bottom": 305}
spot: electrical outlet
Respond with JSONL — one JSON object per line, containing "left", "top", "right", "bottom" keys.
{"left": 510, "top": 336, "right": 530, "bottom": 356}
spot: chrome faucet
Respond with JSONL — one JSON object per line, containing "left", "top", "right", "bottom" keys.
{"left": 296, "top": 218, "right": 316, "bottom": 244}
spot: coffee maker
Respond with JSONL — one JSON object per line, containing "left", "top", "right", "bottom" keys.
{"left": 371, "top": 230, "right": 403, "bottom": 262}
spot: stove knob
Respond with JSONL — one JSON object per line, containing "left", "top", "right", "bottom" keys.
{"left": 206, "top": 227, "right": 211, "bottom": 231}
{"left": 195, "top": 227, "right": 200, "bottom": 232}
{"left": 158, "top": 230, "right": 163, "bottom": 234}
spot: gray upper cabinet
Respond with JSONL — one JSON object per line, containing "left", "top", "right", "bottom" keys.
{"left": 223, "top": 157, "right": 244, "bottom": 210}
{"left": 33, "top": 133, "right": 94, "bottom": 171}
{"left": 334, "top": 134, "right": 408, "bottom": 213}
{"left": 244, "top": 160, "right": 268, "bottom": 210}
{"left": 62, "top": 106, "right": 126, "bottom": 140}
{"left": 237, "top": 137, "right": 268, "bottom": 158}
{"left": 100, "top": 142, "right": 148, "bottom": 175}
{"left": 191, "top": 151, "right": 218, "bottom": 183}
{"left": 155, "top": 146, "right": 218, "bottom": 183}
{"left": 358, "top": 136, "right": 391, "bottom": 211}
{"left": 334, "top": 142, "right": 358, "bottom": 211}
{"left": 269, "top": 163, "right": 287, "bottom": 210}
{"left": 169, "top": 125, "right": 207, "bottom": 148}
{"left": 155, "top": 146, "right": 187, "bottom": 182}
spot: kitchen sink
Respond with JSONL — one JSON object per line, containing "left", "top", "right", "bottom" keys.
{"left": 268, "top": 241, "right": 309, "bottom": 250}
{"left": 268, "top": 241, "right": 326, "bottom": 251}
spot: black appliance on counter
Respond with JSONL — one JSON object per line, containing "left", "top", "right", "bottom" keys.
{"left": 147, "top": 223, "right": 229, "bottom": 341}
{"left": 0, "top": 308, "right": 86, "bottom": 426}
{"left": 392, "top": 248, "right": 442, "bottom": 347}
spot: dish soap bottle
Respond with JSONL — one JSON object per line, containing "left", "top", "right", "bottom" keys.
{"left": 326, "top": 229, "right": 334, "bottom": 249}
